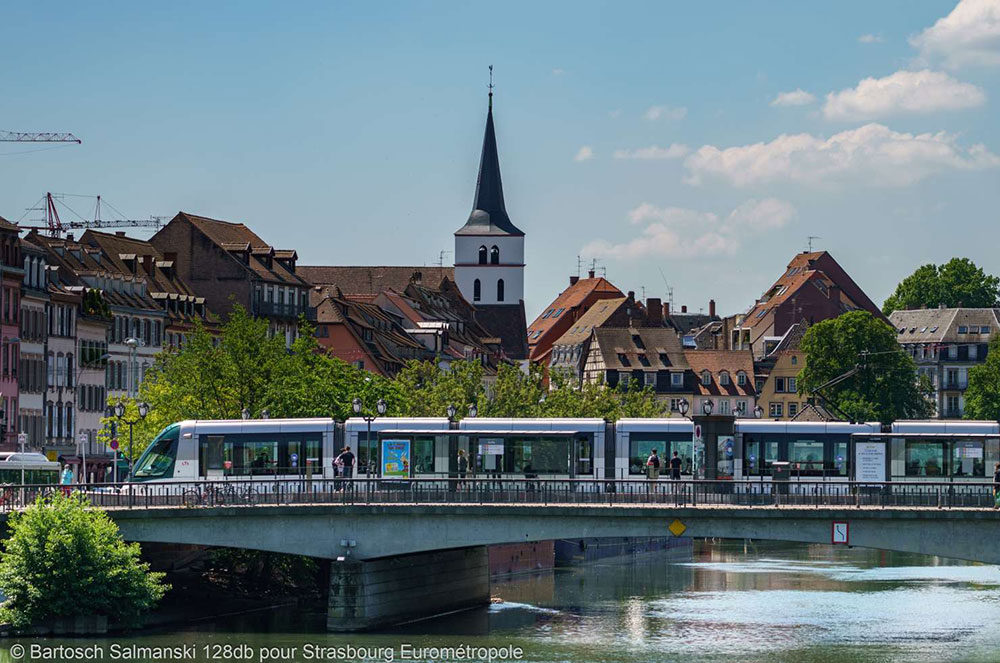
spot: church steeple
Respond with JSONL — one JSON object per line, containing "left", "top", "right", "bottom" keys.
{"left": 456, "top": 67, "right": 524, "bottom": 237}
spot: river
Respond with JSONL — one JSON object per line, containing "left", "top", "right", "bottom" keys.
{"left": 6, "top": 541, "right": 1000, "bottom": 663}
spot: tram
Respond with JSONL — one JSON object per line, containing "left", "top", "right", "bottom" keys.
{"left": 0, "top": 452, "right": 61, "bottom": 484}
{"left": 127, "top": 416, "right": 1000, "bottom": 486}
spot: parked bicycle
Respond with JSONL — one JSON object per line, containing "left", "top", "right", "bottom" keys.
{"left": 182, "top": 482, "right": 261, "bottom": 507}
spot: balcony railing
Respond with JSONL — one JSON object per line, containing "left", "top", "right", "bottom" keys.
{"left": 255, "top": 302, "right": 315, "bottom": 320}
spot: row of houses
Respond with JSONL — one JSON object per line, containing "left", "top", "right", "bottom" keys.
{"left": 527, "top": 250, "right": 996, "bottom": 421}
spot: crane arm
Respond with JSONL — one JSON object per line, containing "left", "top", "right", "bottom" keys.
{"left": 0, "top": 131, "right": 81, "bottom": 143}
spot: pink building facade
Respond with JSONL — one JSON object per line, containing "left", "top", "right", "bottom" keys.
{"left": 0, "top": 218, "right": 23, "bottom": 451}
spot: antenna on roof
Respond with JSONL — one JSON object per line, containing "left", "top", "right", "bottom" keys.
{"left": 807, "top": 236, "right": 821, "bottom": 252}
{"left": 437, "top": 249, "right": 452, "bottom": 267}
{"left": 657, "top": 267, "right": 675, "bottom": 309}
{"left": 488, "top": 65, "right": 494, "bottom": 110}
{"left": 576, "top": 255, "right": 582, "bottom": 278}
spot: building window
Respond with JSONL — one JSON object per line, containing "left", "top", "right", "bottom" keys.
{"left": 644, "top": 372, "right": 655, "bottom": 387}
{"left": 970, "top": 345, "right": 978, "bottom": 360}
{"left": 791, "top": 355, "right": 798, "bottom": 365}
{"left": 671, "top": 372, "right": 683, "bottom": 387}
{"left": 788, "top": 377, "right": 797, "bottom": 393}
{"left": 719, "top": 371, "right": 730, "bottom": 386}
{"left": 472, "top": 279, "right": 482, "bottom": 302}
{"left": 718, "top": 399, "right": 731, "bottom": 415}
{"left": 478, "top": 246, "right": 487, "bottom": 265}
{"left": 788, "top": 402, "right": 799, "bottom": 417}
{"left": 775, "top": 377, "right": 786, "bottom": 393}
{"left": 490, "top": 245, "right": 499, "bottom": 265}
{"left": 701, "top": 370, "right": 711, "bottom": 386}
{"left": 496, "top": 279, "right": 504, "bottom": 302}
{"left": 737, "top": 371, "right": 747, "bottom": 386}
{"left": 769, "top": 402, "right": 783, "bottom": 418}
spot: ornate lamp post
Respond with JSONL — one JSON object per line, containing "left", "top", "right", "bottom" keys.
{"left": 353, "top": 397, "right": 386, "bottom": 478}
{"left": 114, "top": 400, "right": 149, "bottom": 478}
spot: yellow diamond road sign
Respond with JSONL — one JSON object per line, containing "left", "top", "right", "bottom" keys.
{"left": 668, "top": 519, "right": 687, "bottom": 537}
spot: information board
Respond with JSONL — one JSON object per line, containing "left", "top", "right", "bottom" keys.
{"left": 478, "top": 437, "right": 505, "bottom": 455}
{"left": 381, "top": 439, "right": 410, "bottom": 478}
{"left": 855, "top": 441, "right": 886, "bottom": 483}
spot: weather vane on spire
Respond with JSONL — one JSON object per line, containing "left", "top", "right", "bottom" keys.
{"left": 488, "top": 64, "right": 494, "bottom": 109}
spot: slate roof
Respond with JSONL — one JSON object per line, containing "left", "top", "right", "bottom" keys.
{"left": 592, "top": 327, "right": 690, "bottom": 371}
{"left": 299, "top": 266, "right": 454, "bottom": 295}
{"left": 888, "top": 308, "right": 1000, "bottom": 344}
{"left": 455, "top": 94, "right": 524, "bottom": 237}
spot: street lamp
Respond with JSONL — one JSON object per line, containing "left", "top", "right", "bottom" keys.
{"left": 702, "top": 399, "right": 715, "bottom": 416}
{"left": 467, "top": 403, "right": 478, "bottom": 418}
{"left": 241, "top": 408, "right": 250, "bottom": 420}
{"left": 446, "top": 404, "right": 457, "bottom": 420}
{"left": 753, "top": 404, "right": 764, "bottom": 419}
{"left": 677, "top": 398, "right": 690, "bottom": 418}
{"left": 115, "top": 400, "right": 149, "bottom": 478}
{"left": 353, "top": 397, "right": 387, "bottom": 477}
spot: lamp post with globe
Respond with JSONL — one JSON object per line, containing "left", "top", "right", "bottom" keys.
{"left": 353, "top": 397, "right": 387, "bottom": 478}
{"left": 114, "top": 400, "right": 149, "bottom": 478}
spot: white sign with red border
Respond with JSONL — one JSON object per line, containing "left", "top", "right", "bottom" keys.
{"left": 832, "top": 521, "right": 849, "bottom": 545}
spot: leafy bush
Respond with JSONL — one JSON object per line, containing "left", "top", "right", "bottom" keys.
{"left": 0, "top": 492, "right": 169, "bottom": 629}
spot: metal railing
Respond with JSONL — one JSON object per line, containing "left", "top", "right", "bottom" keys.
{"left": 2, "top": 478, "right": 999, "bottom": 512}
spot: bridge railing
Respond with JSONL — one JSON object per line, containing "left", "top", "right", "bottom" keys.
{"left": 0, "top": 478, "right": 998, "bottom": 511}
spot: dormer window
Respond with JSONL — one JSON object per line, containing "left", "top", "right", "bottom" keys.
{"left": 719, "top": 371, "right": 730, "bottom": 386}
{"left": 737, "top": 371, "right": 747, "bottom": 386}
{"left": 701, "top": 370, "right": 711, "bottom": 386}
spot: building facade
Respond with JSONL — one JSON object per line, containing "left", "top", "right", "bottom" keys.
{"left": 0, "top": 218, "right": 23, "bottom": 450}
{"left": 18, "top": 239, "right": 49, "bottom": 451}
{"left": 889, "top": 307, "right": 999, "bottom": 418}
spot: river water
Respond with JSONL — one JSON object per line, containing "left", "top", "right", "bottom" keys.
{"left": 6, "top": 541, "right": 1000, "bottom": 663}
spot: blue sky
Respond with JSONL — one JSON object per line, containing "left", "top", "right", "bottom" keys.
{"left": 2, "top": 1, "right": 999, "bottom": 320}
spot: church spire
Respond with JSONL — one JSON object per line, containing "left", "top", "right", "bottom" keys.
{"left": 456, "top": 66, "right": 524, "bottom": 237}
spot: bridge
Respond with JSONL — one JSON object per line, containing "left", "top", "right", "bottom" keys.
{"left": 4, "top": 478, "right": 999, "bottom": 630}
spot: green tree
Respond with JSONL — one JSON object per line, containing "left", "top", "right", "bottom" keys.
{"left": 883, "top": 258, "right": 1000, "bottom": 315}
{"left": 965, "top": 335, "right": 1000, "bottom": 420}
{"left": 393, "top": 359, "right": 485, "bottom": 418}
{"left": 798, "top": 311, "right": 934, "bottom": 424}
{"left": 0, "top": 493, "right": 168, "bottom": 629}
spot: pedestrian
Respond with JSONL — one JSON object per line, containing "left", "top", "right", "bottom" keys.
{"left": 336, "top": 446, "right": 355, "bottom": 491}
{"left": 61, "top": 465, "right": 74, "bottom": 496}
{"left": 670, "top": 451, "right": 682, "bottom": 480}
{"left": 457, "top": 449, "right": 469, "bottom": 490}
{"left": 993, "top": 462, "right": 1000, "bottom": 509}
{"left": 646, "top": 449, "right": 661, "bottom": 481}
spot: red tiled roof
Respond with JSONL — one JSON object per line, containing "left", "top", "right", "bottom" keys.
{"left": 684, "top": 350, "right": 756, "bottom": 397}
{"left": 527, "top": 277, "right": 624, "bottom": 351}
{"left": 299, "top": 266, "right": 454, "bottom": 295}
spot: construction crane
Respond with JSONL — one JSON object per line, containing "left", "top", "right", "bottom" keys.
{"left": 18, "top": 193, "right": 164, "bottom": 237}
{"left": 0, "top": 131, "right": 81, "bottom": 144}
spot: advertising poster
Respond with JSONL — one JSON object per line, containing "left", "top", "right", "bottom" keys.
{"left": 381, "top": 439, "right": 411, "bottom": 478}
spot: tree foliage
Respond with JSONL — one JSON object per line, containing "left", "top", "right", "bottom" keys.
{"left": 0, "top": 493, "right": 168, "bottom": 629}
{"left": 798, "top": 311, "right": 934, "bottom": 424}
{"left": 965, "top": 335, "right": 1000, "bottom": 421}
{"left": 883, "top": 258, "right": 1000, "bottom": 315}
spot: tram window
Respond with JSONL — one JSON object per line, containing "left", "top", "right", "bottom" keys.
{"left": 952, "top": 441, "right": 984, "bottom": 477}
{"left": 744, "top": 439, "right": 779, "bottom": 476}
{"left": 630, "top": 439, "right": 660, "bottom": 475}
{"left": 133, "top": 426, "right": 180, "bottom": 480}
{"left": 357, "top": 432, "right": 377, "bottom": 475}
{"left": 790, "top": 441, "right": 824, "bottom": 476}
{"left": 830, "top": 441, "right": 848, "bottom": 477}
{"left": 202, "top": 436, "right": 225, "bottom": 471}
{"left": 198, "top": 433, "right": 323, "bottom": 476}
{"left": 575, "top": 437, "right": 593, "bottom": 476}
{"left": 906, "top": 441, "right": 948, "bottom": 477}
{"left": 505, "top": 437, "right": 569, "bottom": 474}
{"left": 413, "top": 437, "right": 435, "bottom": 474}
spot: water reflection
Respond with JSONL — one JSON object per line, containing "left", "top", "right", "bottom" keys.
{"left": 7, "top": 541, "right": 1000, "bottom": 663}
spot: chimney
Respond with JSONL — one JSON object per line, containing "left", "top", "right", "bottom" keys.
{"left": 141, "top": 255, "right": 154, "bottom": 275}
{"left": 646, "top": 298, "right": 662, "bottom": 327}
{"left": 828, "top": 284, "right": 841, "bottom": 305}
{"left": 116, "top": 231, "right": 126, "bottom": 237}
{"left": 709, "top": 299, "right": 716, "bottom": 318}
{"left": 66, "top": 233, "right": 74, "bottom": 242}
{"left": 588, "top": 269, "right": 595, "bottom": 279}
{"left": 681, "top": 305, "right": 688, "bottom": 313}
{"left": 569, "top": 275, "right": 579, "bottom": 286}
{"left": 663, "top": 302, "right": 670, "bottom": 317}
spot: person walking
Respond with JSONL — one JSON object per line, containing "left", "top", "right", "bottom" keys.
{"left": 669, "top": 451, "right": 682, "bottom": 480}
{"left": 646, "top": 449, "right": 661, "bottom": 481}
{"left": 457, "top": 449, "right": 469, "bottom": 490}
{"left": 335, "top": 446, "right": 355, "bottom": 492}
{"left": 993, "top": 462, "right": 1000, "bottom": 509}
{"left": 61, "top": 465, "right": 74, "bottom": 496}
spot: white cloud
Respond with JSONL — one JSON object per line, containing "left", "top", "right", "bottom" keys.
{"left": 684, "top": 123, "right": 1000, "bottom": 187}
{"left": 910, "top": 0, "right": 1000, "bottom": 68}
{"left": 822, "top": 69, "right": 985, "bottom": 121}
{"left": 770, "top": 89, "right": 817, "bottom": 107}
{"left": 858, "top": 33, "right": 884, "bottom": 44}
{"left": 613, "top": 144, "right": 690, "bottom": 160}
{"left": 582, "top": 198, "right": 795, "bottom": 260}
{"left": 643, "top": 105, "right": 687, "bottom": 121}
{"left": 552, "top": 67, "right": 565, "bottom": 76}
{"left": 574, "top": 146, "right": 595, "bottom": 162}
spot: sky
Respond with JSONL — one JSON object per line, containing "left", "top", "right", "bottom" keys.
{"left": 2, "top": 1, "right": 999, "bottom": 321}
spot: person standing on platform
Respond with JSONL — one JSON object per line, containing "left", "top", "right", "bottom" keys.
{"left": 647, "top": 449, "right": 661, "bottom": 481}
{"left": 670, "top": 451, "right": 682, "bottom": 480}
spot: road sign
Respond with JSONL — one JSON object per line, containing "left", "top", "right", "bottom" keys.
{"left": 17, "top": 432, "right": 27, "bottom": 447}
{"left": 110, "top": 438, "right": 119, "bottom": 450}
{"left": 832, "top": 522, "right": 849, "bottom": 545}
{"left": 668, "top": 519, "right": 687, "bottom": 537}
